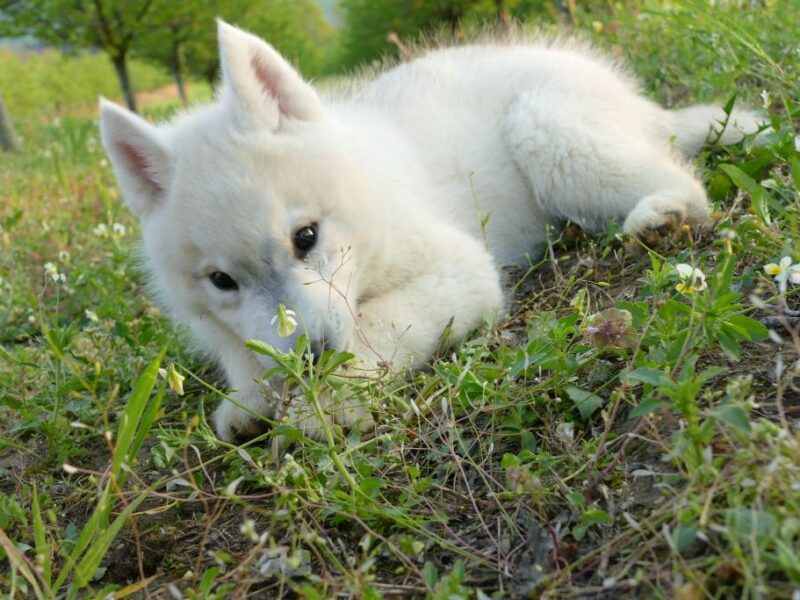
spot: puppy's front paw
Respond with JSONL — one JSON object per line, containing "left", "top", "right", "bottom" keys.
{"left": 278, "top": 388, "right": 375, "bottom": 442}
{"left": 213, "top": 391, "right": 272, "bottom": 443}
{"left": 623, "top": 193, "right": 708, "bottom": 250}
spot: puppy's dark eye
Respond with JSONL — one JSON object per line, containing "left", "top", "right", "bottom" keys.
{"left": 209, "top": 271, "right": 238, "bottom": 291}
{"left": 293, "top": 224, "right": 318, "bottom": 256}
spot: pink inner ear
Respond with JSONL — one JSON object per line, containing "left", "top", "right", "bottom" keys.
{"left": 250, "top": 55, "right": 289, "bottom": 117}
{"left": 120, "top": 142, "right": 162, "bottom": 195}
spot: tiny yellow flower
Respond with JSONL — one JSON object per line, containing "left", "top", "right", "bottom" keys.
{"left": 159, "top": 363, "right": 185, "bottom": 395}
{"left": 675, "top": 263, "right": 707, "bottom": 294}
{"left": 270, "top": 303, "right": 298, "bottom": 337}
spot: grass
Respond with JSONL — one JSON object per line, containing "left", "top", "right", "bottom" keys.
{"left": 1, "top": 2, "right": 799, "bottom": 598}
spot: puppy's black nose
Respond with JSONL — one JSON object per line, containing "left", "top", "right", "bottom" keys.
{"left": 303, "top": 339, "right": 325, "bottom": 365}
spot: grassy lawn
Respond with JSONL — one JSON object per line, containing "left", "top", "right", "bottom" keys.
{"left": 1, "top": 2, "right": 799, "bottom": 598}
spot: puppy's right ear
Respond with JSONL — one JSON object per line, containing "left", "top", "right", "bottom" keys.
{"left": 217, "top": 19, "right": 322, "bottom": 131}
{"left": 99, "top": 98, "right": 172, "bottom": 220}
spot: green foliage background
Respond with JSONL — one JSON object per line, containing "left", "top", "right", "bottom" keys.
{"left": 0, "top": 49, "right": 169, "bottom": 120}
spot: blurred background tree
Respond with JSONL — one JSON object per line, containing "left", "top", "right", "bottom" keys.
{"left": 0, "top": 0, "right": 160, "bottom": 112}
{"left": 334, "top": 0, "right": 612, "bottom": 69}
{"left": 0, "top": 0, "right": 332, "bottom": 112}
{"left": 4, "top": 0, "right": 786, "bottom": 123}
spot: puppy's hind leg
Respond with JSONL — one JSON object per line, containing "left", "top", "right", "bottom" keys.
{"left": 503, "top": 90, "right": 710, "bottom": 244}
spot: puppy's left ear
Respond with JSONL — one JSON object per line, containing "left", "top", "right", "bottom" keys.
{"left": 99, "top": 98, "right": 172, "bottom": 220}
{"left": 217, "top": 20, "right": 322, "bottom": 131}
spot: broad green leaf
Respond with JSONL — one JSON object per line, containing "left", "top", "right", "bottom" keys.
{"left": 695, "top": 366, "right": 727, "bottom": 385}
{"left": 625, "top": 367, "right": 671, "bottom": 387}
{"left": 725, "top": 508, "right": 777, "bottom": 539}
{"left": 246, "top": 339, "right": 280, "bottom": 358}
{"left": 719, "top": 163, "right": 759, "bottom": 193}
{"left": 716, "top": 329, "right": 742, "bottom": 361}
{"left": 712, "top": 404, "right": 752, "bottom": 432}
{"left": 673, "top": 524, "right": 698, "bottom": 553}
{"left": 359, "top": 477, "right": 386, "bottom": 498}
{"left": 629, "top": 398, "right": 664, "bottom": 418}
{"left": 726, "top": 315, "right": 769, "bottom": 341}
{"left": 791, "top": 158, "right": 800, "bottom": 189}
{"left": 565, "top": 387, "right": 604, "bottom": 420}
{"left": 750, "top": 188, "right": 771, "bottom": 225}
{"left": 321, "top": 350, "right": 356, "bottom": 376}
{"left": 423, "top": 561, "right": 438, "bottom": 588}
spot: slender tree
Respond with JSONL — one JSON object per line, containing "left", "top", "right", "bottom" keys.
{"left": 0, "top": 93, "right": 21, "bottom": 152}
{"left": 1, "top": 0, "right": 159, "bottom": 112}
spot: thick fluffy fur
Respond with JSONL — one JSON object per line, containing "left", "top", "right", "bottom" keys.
{"left": 100, "top": 22, "right": 761, "bottom": 441}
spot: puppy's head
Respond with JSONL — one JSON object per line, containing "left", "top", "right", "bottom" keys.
{"left": 99, "top": 21, "right": 373, "bottom": 368}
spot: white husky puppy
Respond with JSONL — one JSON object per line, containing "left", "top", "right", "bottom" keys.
{"left": 100, "top": 21, "right": 760, "bottom": 441}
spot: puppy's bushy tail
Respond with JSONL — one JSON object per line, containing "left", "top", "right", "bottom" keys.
{"left": 669, "top": 103, "right": 767, "bottom": 155}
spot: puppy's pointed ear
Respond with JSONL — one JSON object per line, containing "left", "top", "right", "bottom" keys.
{"left": 217, "top": 19, "right": 322, "bottom": 131}
{"left": 99, "top": 98, "right": 172, "bottom": 220}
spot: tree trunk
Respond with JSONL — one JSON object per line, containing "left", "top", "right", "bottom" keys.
{"left": 495, "top": 0, "right": 510, "bottom": 30}
{"left": 204, "top": 64, "right": 217, "bottom": 89}
{"left": 0, "top": 95, "right": 21, "bottom": 153}
{"left": 170, "top": 40, "right": 188, "bottom": 105}
{"left": 111, "top": 51, "right": 137, "bottom": 113}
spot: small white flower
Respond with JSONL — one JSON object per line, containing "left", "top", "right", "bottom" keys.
{"left": 44, "top": 262, "right": 66, "bottom": 283}
{"left": 240, "top": 518, "right": 259, "bottom": 543}
{"left": 58, "top": 250, "right": 70, "bottom": 264}
{"left": 93, "top": 223, "right": 109, "bottom": 238}
{"left": 85, "top": 309, "right": 99, "bottom": 322}
{"left": 675, "top": 263, "right": 707, "bottom": 293}
{"left": 270, "top": 303, "right": 297, "bottom": 337}
{"left": 112, "top": 223, "right": 126, "bottom": 237}
{"left": 764, "top": 256, "right": 800, "bottom": 292}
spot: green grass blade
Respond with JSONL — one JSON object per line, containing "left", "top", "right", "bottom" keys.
{"left": 53, "top": 350, "right": 166, "bottom": 592}
{"left": 51, "top": 487, "right": 112, "bottom": 592}
{"left": 31, "top": 483, "right": 51, "bottom": 590}
{"left": 112, "top": 347, "right": 167, "bottom": 480}
{"left": 0, "top": 527, "right": 47, "bottom": 599}
{"left": 69, "top": 491, "right": 148, "bottom": 592}
{"left": 125, "top": 379, "right": 167, "bottom": 479}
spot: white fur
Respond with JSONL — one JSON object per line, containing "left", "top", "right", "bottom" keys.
{"left": 100, "top": 21, "right": 763, "bottom": 441}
